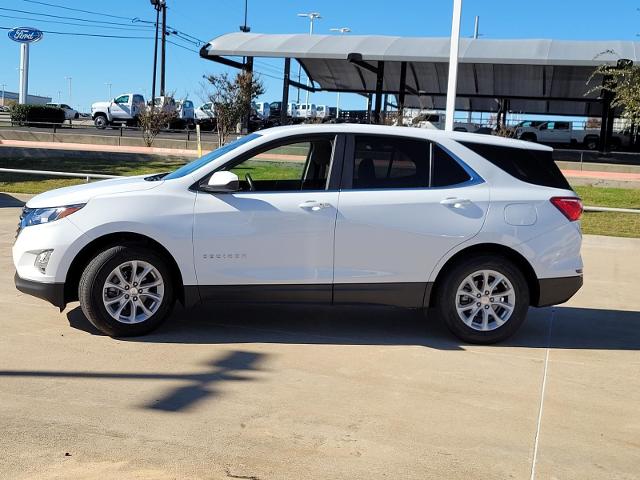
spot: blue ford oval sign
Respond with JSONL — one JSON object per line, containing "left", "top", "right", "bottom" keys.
{"left": 8, "top": 27, "right": 43, "bottom": 44}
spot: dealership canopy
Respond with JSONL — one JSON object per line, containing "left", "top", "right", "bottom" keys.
{"left": 200, "top": 32, "right": 640, "bottom": 116}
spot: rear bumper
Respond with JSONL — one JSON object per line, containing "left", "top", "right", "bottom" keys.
{"left": 535, "top": 275, "right": 583, "bottom": 307}
{"left": 14, "top": 273, "right": 66, "bottom": 310}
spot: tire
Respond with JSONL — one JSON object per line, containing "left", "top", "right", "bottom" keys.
{"left": 584, "top": 136, "right": 599, "bottom": 150}
{"left": 520, "top": 133, "right": 537, "bottom": 142}
{"left": 78, "top": 246, "right": 175, "bottom": 337}
{"left": 434, "top": 255, "right": 530, "bottom": 344}
{"left": 94, "top": 115, "right": 108, "bottom": 129}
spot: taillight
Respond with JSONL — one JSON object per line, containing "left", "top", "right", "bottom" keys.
{"left": 550, "top": 196, "right": 583, "bottom": 221}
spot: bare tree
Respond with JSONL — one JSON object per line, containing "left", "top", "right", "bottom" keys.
{"left": 138, "top": 103, "right": 177, "bottom": 147}
{"left": 203, "top": 71, "right": 264, "bottom": 147}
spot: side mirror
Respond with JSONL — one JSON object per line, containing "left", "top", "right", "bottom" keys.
{"left": 202, "top": 171, "right": 240, "bottom": 193}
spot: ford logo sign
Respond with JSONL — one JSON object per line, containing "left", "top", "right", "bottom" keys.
{"left": 8, "top": 27, "right": 43, "bottom": 44}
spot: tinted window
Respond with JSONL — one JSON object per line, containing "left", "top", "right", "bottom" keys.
{"left": 431, "top": 145, "right": 473, "bottom": 187}
{"left": 114, "top": 95, "right": 129, "bottom": 104}
{"left": 460, "top": 142, "right": 571, "bottom": 190}
{"left": 352, "top": 136, "right": 470, "bottom": 189}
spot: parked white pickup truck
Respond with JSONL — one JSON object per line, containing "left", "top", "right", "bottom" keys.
{"left": 515, "top": 120, "right": 629, "bottom": 150}
{"left": 91, "top": 93, "right": 145, "bottom": 129}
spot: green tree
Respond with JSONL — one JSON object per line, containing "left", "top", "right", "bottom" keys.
{"left": 588, "top": 59, "right": 640, "bottom": 124}
{"left": 203, "top": 71, "right": 264, "bottom": 147}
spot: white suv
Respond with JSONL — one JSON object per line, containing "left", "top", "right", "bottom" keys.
{"left": 13, "top": 125, "right": 583, "bottom": 343}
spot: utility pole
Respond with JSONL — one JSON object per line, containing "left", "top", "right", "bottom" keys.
{"left": 105, "top": 82, "right": 112, "bottom": 99}
{"left": 330, "top": 27, "right": 351, "bottom": 117}
{"left": 297, "top": 12, "right": 321, "bottom": 108}
{"left": 65, "top": 76, "right": 72, "bottom": 106}
{"left": 473, "top": 15, "right": 480, "bottom": 39}
{"left": 160, "top": 1, "right": 167, "bottom": 96}
{"left": 445, "top": 0, "right": 463, "bottom": 131}
{"left": 150, "top": 0, "right": 165, "bottom": 105}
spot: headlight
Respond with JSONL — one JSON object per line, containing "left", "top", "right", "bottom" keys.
{"left": 19, "top": 204, "right": 85, "bottom": 231}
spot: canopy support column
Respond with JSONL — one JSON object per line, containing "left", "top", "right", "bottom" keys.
{"left": 398, "top": 61, "right": 407, "bottom": 126}
{"left": 366, "top": 94, "right": 373, "bottom": 124}
{"left": 373, "top": 61, "right": 385, "bottom": 124}
{"left": 599, "top": 86, "right": 613, "bottom": 153}
{"left": 281, "top": 57, "right": 291, "bottom": 125}
{"left": 243, "top": 56, "right": 253, "bottom": 134}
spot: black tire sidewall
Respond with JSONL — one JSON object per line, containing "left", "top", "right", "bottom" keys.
{"left": 436, "top": 256, "right": 530, "bottom": 344}
{"left": 79, "top": 246, "right": 175, "bottom": 337}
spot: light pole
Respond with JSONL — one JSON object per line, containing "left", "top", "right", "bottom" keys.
{"left": 445, "top": 0, "right": 462, "bottom": 131}
{"left": 0, "top": 84, "right": 6, "bottom": 106}
{"left": 330, "top": 27, "right": 350, "bottom": 117}
{"left": 297, "top": 12, "right": 321, "bottom": 106}
{"left": 65, "top": 76, "right": 72, "bottom": 106}
{"left": 240, "top": 0, "right": 250, "bottom": 32}
{"left": 105, "top": 82, "right": 112, "bottom": 99}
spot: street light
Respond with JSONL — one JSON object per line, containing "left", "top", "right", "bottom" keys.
{"left": 239, "top": 0, "right": 250, "bottom": 32}
{"left": 105, "top": 82, "right": 112, "bottom": 99}
{"left": 330, "top": 27, "right": 351, "bottom": 116}
{"left": 64, "top": 76, "right": 72, "bottom": 106}
{"left": 297, "top": 12, "right": 321, "bottom": 105}
{"left": 0, "top": 84, "right": 6, "bottom": 107}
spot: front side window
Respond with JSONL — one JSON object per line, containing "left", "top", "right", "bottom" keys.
{"left": 165, "top": 133, "right": 261, "bottom": 180}
{"left": 351, "top": 136, "right": 471, "bottom": 189}
{"left": 114, "top": 95, "right": 129, "bottom": 104}
{"left": 223, "top": 136, "right": 335, "bottom": 192}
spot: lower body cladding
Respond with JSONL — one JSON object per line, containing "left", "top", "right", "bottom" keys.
{"left": 15, "top": 275, "right": 583, "bottom": 311}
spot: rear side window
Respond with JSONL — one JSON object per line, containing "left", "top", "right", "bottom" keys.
{"left": 460, "top": 142, "right": 571, "bottom": 190}
{"left": 352, "top": 136, "right": 471, "bottom": 189}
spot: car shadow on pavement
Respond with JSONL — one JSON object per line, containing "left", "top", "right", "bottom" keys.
{"left": 0, "top": 349, "right": 266, "bottom": 413}
{"left": 66, "top": 303, "right": 640, "bottom": 351}
{"left": 0, "top": 193, "right": 26, "bottom": 208}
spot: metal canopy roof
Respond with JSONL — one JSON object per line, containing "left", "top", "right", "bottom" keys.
{"left": 201, "top": 33, "right": 640, "bottom": 116}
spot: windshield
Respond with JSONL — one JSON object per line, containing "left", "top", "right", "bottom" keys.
{"left": 164, "top": 133, "right": 260, "bottom": 180}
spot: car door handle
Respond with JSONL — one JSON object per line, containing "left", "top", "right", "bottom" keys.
{"left": 299, "top": 200, "right": 331, "bottom": 211}
{"left": 440, "top": 197, "right": 472, "bottom": 208}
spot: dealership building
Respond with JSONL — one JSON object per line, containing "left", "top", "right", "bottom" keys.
{"left": 0, "top": 90, "right": 51, "bottom": 107}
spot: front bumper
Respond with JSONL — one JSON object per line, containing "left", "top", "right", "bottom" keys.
{"left": 535, "top": 275, "right": 583, "bottom": 307}
{"left": 14, "top": 273, "right": 66, "bottom": 310}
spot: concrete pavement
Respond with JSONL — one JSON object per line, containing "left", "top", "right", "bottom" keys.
{"left": 0, "top": 193, "right": 638, "bottom": 479}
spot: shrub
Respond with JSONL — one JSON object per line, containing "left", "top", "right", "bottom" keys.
{"left": 10, "top": 104, "right": 65, "bottom": 126}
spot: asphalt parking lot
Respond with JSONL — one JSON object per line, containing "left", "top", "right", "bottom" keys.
{"left": 0, "top": 192, "right": 639, "bottom": 480}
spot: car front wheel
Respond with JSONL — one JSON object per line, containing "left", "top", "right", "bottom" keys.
{"left": 435, "top": 255, "right": 530, "bottom": 344}
{"left": 78, "top": 246, "right": 175, "bottom": 337}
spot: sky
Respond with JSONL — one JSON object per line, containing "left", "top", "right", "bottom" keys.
{"left": 1, "top": 0, "right": 639, "bottom": 114}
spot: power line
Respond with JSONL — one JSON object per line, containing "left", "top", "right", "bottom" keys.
{"left": 0, "top": 6, "right": 153, "bottom": 29}
{"left": 0, "top": 25, "right": 153, "bottom": 39}
{"left": 22, "top": 0, "right": 147, "bottom": 21}
{"left": 0, "top": 13, "right": 155, "bottom": 32}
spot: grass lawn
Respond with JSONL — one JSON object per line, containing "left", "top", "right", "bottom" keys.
{"left": 573, "top": 186, "right": 640, "bottom": 238}
{"left": 0, "top": 156, "right": 186, "bottom": 194}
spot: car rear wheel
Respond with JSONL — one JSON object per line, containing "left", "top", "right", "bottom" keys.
{"left": 435, "top": 255, "right": 530, "bottom": 344}
{"left": 78, "top": 246, "right": 175, "bottom": 337}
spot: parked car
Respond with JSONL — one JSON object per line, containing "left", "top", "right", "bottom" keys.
{"left": 316, "top": 105, "right": 337, "bottom": 122}
{"left": 176, "top": 99, "right": 195, "bottom": 128}
{"left": 413, "top": 111, "right": 478, "bottom": 132}
{"left": 296, "top": 103, "right": 317, "bottom": 120}
{"left": 46, "top": 103, "right": 79, "bottom": 120}
{"left": 253, "top": 101, "right": 270, "bottom": 120}
{"left": 91, "top": 93, "right": 145, "bottom": 129}
{"left": 13, "top": 125, "right": 583, "bottom": 344}
{"left": 515, "top": 120, "right": 629, "bottom": 150}
{"left": 195, "top": 102, "right": 216, "bottom": 129}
